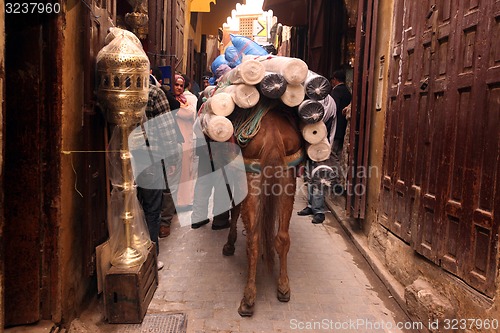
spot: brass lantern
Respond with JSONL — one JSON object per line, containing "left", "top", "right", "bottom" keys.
{"left": 96, "top": 27, "right": 149, "bottom": 126}
{"left": 96, "top": 27, "right": 151, "bottom": 268}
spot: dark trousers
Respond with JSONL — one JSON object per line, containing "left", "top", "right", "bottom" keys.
{"left": 161, "top": 190, "right": 176, "bottom": 226}
{"left": 137, "top": 187, "right": 163, "bottom": 255}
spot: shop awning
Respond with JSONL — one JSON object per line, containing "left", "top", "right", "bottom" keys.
{"left": 262, "top": 0, "right": 308, "bottom": 26}
{"left": 191, "top": 0, "right": 216, "bottom": 12}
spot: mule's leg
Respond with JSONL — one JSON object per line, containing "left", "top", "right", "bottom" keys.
{"left": 223, "top": 204, "right": 241, "bottom": 256}
{"left": 275, "top": 179, "right": 295, "bottom": 302}
{"left": 239, "top": 224, "right": 259, "bottom": 316}
{"left": 238, "top": 176, "right": 259, "bottom": 316}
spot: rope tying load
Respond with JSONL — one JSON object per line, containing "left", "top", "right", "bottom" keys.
{"left": 232, "top": 107, "right": 270, "bottom": 147}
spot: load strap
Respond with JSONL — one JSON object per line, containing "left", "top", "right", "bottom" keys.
{"left": 243, "top": 148, "right": 305, "bottom": 173}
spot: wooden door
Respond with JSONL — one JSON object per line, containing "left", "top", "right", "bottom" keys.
{"left": 163, "top": 0, "right": 184, "bottom": 74}
{"left": 186, "top": 38, "right": 193, "bottom": 78}
{"left": 81, "top": 0, "right": 114, "bottom": 278}
{"left": 4, "top": 11, "right": 55, "bottom": 326}
{"left": 174, "top": 0, "right": 185, "bottom": 71}
{"left": 381, "top": 0, "right": 500, "bottom": 297}
{"left": 347, "top": 0, "right": 378, "bottom": 219}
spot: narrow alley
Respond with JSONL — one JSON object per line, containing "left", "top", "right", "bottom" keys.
{"left": 2, "top": 1, "right": 499, "bottom": 332}
{"left": 67, "top": 180, "right": 421, "bottom": 333}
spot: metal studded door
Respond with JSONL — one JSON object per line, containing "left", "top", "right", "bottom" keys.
{"left": 381, "top": 0, "right": 500, "bottom": 297}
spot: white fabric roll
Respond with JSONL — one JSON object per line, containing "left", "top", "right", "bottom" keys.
{"left": 201, "top": 112, "right": 234, "bottom": 142}
{"left": 222, "top": 59, "right": 265, "bottom": 85}
{"left": 223, "top": 84, "right": 260, "bottom": 109}
{"left": 205, "top": 92, "right": 235, "bottom": 117}
{"left": 244, "top": 55, "right": 308, "bottom": 85}
{"left": 307, "top": 138, "right": 331, "bottom": 162}
{"left": 202, "top": 85, "right": 216, "bottom": 98}
{"left": 280, "top": 84, "right": 305, "bottom": 107}
{"left": 301, "top": 121, "right": 327, "bottom": 144}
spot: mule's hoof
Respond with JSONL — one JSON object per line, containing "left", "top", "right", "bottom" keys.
{"left": 238, "top": 300, "right": 254, "bottom": 317}
{"left": 223, "top": 244, "right": 235, "bottom": 256}
{"left": 277, "top": 289, "right": 290, "bottom": 302}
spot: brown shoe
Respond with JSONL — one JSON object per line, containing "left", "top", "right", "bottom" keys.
{"left": 159, "top": 225, "right": 170, "bottom": 238}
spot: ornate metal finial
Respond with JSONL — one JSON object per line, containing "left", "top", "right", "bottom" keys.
{"left": 96, "top": 27, "right": 150, "bottom": 126}
{"left": 125, "top": 0, "right": 149, "bottom": 40}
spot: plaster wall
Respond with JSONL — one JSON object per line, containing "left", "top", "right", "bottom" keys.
{"left": 364, "top": 0, "right": 393, "bottom": 236}
{"left": 371, "top": 224, "right": 500, "bottom": 328}
{"left": 184, "top": 3, "right": 206, "bottom": 73}
{"left": 199, "top": 1, "right": 238, "bottom": 36}
{"left": 187, "top": 11, "right": 203, "bottom": 52}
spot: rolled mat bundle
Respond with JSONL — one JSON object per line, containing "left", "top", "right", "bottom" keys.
{"left": 298, "top": 99, "right": 325, "bottom": 124}
{"left": 301, "top": 121, "right": 327, "bottom": 144}
{"left": 245, "top": 55, "right": 309, "bottom": 85}
{"left": 222, "top": 84, "right": 260, "bottom": 109}
{"left": 201, "top": 112, "right": 234, "bottom": 142}
{"left": 203, "top": 53, "right": 337, "bottom": 159}
{"left": 205, "top": 92, "right": 235, "bottom": 117}
{"left": 306, "top": 138, "right": 331, "bottom": 162}
{"left": 202, "top": 85, "right": 216, "bottom": 98}
{"left": 304, "top": 70, "right": 332, "bottom": 101}
{"left": 258, "top": 72, "right": 287, "bottom": 99}
{"left": 281, "top": 84, "right": 306, "bottom": 107}
{"left": 221, "top": 59, "right": 265, "bottom": 85}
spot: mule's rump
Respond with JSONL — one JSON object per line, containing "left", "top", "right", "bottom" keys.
{"left": 224, "top": 102, "right": 304, "bottom": 316}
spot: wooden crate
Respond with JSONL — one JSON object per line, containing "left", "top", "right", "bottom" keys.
{"left": 104, "top": 244, "right": 158, "bottom": 324}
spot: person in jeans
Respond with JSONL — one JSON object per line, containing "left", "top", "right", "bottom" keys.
{"left": 297, "top": 94, "right": 337, "bottom": 224}
{"left": 150, "top": 68, "right": 183, "bottom": 238}
{"left": 297, "top": 160, "right": 329, "bottom": 224}
{"left": 136, "top": 81, "right": 181, "bottom": 270}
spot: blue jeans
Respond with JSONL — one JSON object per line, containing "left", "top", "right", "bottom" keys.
{"left": 307, "top": 182, "right": 325, "bottom": 215}
{"left": 305, "top": 160, "right": 326, "bottom": 215}
{"left": 137, "top": 187, "right": 163, "bottom": 255}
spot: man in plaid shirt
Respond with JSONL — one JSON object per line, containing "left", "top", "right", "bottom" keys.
{"left": 134, "top": 83, "right": 182, "bottom": 270}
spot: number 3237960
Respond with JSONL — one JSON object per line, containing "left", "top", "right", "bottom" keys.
{"left": 5, "top": 2, "right": 61, "bottom": 14}
{"left": 442, "top": 318, "right": 499, "bottom": 330}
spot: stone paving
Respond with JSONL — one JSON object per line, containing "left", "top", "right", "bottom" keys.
{"left": 139, "top": 180, "right": 417, "bottom": 333}
{"left": 14, "top": 180, "right": 419, "bottom": 333}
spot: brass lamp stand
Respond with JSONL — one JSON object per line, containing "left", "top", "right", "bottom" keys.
{"left": 96, "top": 28, "right": 151, "bottom": 268}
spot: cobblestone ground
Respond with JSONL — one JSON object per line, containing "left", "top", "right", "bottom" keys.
{"left": 15, "top": 181, "right": 419, "bottom": 333}
{"left": 135, "top": 179, "right": 416, "bottom": 333}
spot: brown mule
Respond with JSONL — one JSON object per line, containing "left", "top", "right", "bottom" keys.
{"left": 223, "top": 100, "right": 304, "bottom": 317}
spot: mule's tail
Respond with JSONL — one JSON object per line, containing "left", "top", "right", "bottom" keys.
{"left": 258, "top": 127, "right": 287, "bottom": 272}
